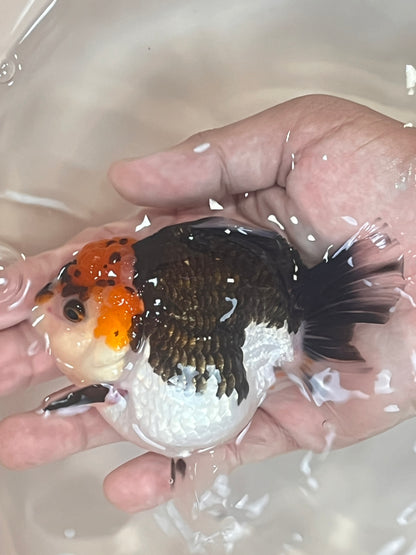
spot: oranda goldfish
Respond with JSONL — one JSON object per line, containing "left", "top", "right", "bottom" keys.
{"left": 31, "top": 218, "right": 404, "bottom": 457}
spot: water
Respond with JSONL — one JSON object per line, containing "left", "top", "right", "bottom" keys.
{"left": 0, "top": 242, "right": 25, "bottom": 304}
{"left": 0, "top": 59, "right": 16, "bottom": 84}
{"left": 0, "top": 0, "right": 416, "bottom": 554}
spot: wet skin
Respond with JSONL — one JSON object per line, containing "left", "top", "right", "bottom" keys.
{"left": 0, "top": 95, "right": 415, "bottom": 513}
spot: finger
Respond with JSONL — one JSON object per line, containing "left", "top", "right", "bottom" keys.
{"left": 0, "top": 322, "right": 58, "bottom": 396}
{"left": 0, "top": 408, "right": 121, "bottom": 470}
{"left": 104, "top": 452, "right": 174, "bottom": 512}
{"left": 102, "top": 390, "right": 317, "bottom": 513}
{"left": 108, "top": 101, "right": 308, "bottom": 208}
{"left": 104, "top": 446, "right": 234, "bottom": 513}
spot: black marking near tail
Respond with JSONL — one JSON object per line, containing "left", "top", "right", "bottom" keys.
{"left": 296, "top": 221, "right": 404, "bottom": 362}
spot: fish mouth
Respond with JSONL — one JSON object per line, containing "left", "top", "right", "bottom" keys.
{"left": 40, "top": 348, "right": 140, "bottom": 414}
{"left": 40, "top": 383, "right": 128, "bottom": 413}
{"left": 52, "top": 343, "right": 130, "bottom": 385}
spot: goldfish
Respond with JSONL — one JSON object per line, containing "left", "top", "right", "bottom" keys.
{"left": 31, "top": 218, "right": 404, "bottom": 457}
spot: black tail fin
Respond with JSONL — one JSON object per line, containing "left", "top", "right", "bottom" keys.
{"left": 296, "top": 220, "right": 404, "bottom": 362}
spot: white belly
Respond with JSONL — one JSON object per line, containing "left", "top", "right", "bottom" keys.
{"left": 99, "top": 321, "right": 294, "bottom": 457}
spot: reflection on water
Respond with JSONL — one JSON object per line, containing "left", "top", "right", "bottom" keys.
{"left": 0, "top": 0, "right": 416, "bottom": 554}
{"left": 406, "top": 65, "right": 416, "bottom": 96}
{"left": 154, "top": 474, "right": 270, "bottom": 554}
{"left": 0, "top": 58, "right": 16, "bottom": 84}
{"left": 0, "top": 241, "right": 25, "bottom": 305}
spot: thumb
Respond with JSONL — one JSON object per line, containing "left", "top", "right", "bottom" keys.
{"left": 108, "top": 101, "right": 304, "bottom": 208}
{"left": 109, "top": 142, "right": 224, "bottom": 209}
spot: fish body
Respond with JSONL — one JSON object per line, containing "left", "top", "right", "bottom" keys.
{"left": 32, "top": 218, "right": 404, "bottom": 456}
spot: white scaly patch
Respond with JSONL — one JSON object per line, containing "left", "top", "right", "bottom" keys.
{"left": 100, "top": 321, "right": 294, "bottom": 457}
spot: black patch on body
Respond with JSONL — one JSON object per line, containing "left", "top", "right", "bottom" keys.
{"left": 130, "top": 219, "right": 302, "bottom": 403}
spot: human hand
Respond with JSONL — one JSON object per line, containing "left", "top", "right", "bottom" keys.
{"left": 1, "top": 94, "right": 415, "bottom": 513}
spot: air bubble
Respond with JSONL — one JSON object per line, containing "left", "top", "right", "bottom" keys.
{"left": 0, "top": 59, "right": 16, "bottom": 84}
{"left": 0, "top": 242, "right": 26, "bottom": 306}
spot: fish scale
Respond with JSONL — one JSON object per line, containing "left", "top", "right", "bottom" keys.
{"left": 130, "top": 222, "right": 299, "bottom": 403}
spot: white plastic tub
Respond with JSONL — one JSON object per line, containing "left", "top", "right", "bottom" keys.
{"left": 0, "top": 1, "right": 415, "bottom": 554}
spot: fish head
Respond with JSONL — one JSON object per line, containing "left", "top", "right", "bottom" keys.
{"left": 31, "top": 236, "right": 144, "bottom": 386}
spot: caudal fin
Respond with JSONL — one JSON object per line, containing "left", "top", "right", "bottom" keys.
{"left": 297, "top": 220, "right": 404, "bottom": 362}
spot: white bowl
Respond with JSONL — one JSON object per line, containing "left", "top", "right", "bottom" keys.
{"left": 0, "top": 1, "right": 415, "bottom": 554}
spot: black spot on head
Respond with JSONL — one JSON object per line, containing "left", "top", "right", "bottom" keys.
{"left": 58, "top": 261, "right": 76, "bottom": 283}
{"left": 95, "top": 279, "right": 109, "bottom": 287}
{"left": 107, "top": 279, "right": 116, "bottom": 286}
{"left": 125, "top": 286, "right": 135, "bottom": 294}
{"left": 79, "top": 289, "right": 90, "bottom": 302}
{"left": 74, "top": 269, "right": 81, "bottom": 277}
{"left": 109, "top": 252, "right": 121, "bottom": 264}
{"left": 119, "top": 238, "right": 128, "bottom": 245}
{"left": 62, "top": 283, "right": 89, "bottom": 299}
{"left": 106, "top": 240, "right": 117, "bottom": 247}
{"left": 114, "top": 330, "right": 119, "bottom": 337}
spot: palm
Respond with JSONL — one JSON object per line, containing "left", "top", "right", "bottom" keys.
{"left": 205, "top": 97, "right": 416, "bottom": 461}
{"left": 1, "top": 95, "right": 415, "bottom": 512}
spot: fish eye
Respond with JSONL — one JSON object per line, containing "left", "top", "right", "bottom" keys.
{"left": 63, "top": 299, "right": 86, "bottom": 322}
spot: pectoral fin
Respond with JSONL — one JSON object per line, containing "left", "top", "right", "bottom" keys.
{"left": 40, "top": 383, "right": 112, "bottom": 412}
